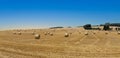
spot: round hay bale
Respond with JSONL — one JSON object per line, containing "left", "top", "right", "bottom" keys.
{"left": 34, "top": 34, "right": 40, "bottom": 39}
{"left": 93, "top": 32, "right": 96, "bottom": 34}
{"left": 13, "top": 32, "right": 16, "bottom": 35}
{"left": 47, "top": 32, "right": 50, "bottom": 34}
{"left": 44, "top": 32, "right": 47, "bottom": 35}
{"left": 85, "top": 32, "right": 88, "bottom": 35}
{"left": 79, "top": 31, "right": 81, "bottom": 34}
{"left": 105, "top": 32, "right": 108, "bottom": 34}
{"left": 118, "top": 32, "right": 120, "bottom": 34}
{"left": 18, "top": 32, "right": 21, "bottom": 35}
{"left": 50, "top": 33, "right": 53, "bottom": 36}
{"left": 64, "top": 33, "right": 69, "bottom": 37}
{"left": 69, "top": 32, "right": 72, "bottom": 35}
{"left": 32, "top": 32, "right": 35, "bottom": 35}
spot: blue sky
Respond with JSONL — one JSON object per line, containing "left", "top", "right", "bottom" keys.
{"left": 0, "top": 0, "right": 120, "bottom": 30}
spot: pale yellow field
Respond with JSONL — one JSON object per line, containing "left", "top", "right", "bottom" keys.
{"left": 0, "top": 28, "right": 120, "bottom": 58}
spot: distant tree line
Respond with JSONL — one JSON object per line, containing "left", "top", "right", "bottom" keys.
{"left": 83, "top": 24, "right": 92, "bottom": 30}
{"left": 84, "top": 23, "right": 120, "bottom": 31}
{"left": 83, "top": 24, "right": 109, "bottom": 31}
{"left": 100, "top": 23, "right": 120, "bottom": 27}
{"left": 110, "top": 23, "right": 120, "bottom": 27}
{"left": 83, "top": 24, "right": 101, "bottom": 30}
{"left": 50, "top": 26, "right": 64, "bottom": 29}
{"left": 101, "top": 23, "right": 120, "bottom": 31}
{"left": 103, "top": 24, "right": 110, "bottom": 31}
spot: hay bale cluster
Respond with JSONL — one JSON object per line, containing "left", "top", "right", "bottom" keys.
{"left": 44, "top": 32, "right": 53, "bottom": 36}
{"left": 12, "top": 28, "right": 120, "bottom": 40}
{"left": 13, "top": 32, "right": 21, "bottom": 35}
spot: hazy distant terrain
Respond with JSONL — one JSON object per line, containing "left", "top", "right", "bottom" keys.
{"left": 0, "top": 27, "right": 120, "bottom": 58}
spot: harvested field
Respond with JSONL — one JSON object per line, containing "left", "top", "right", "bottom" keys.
{"left": 0, "top": 28, "right": 120, "bottom": 58}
